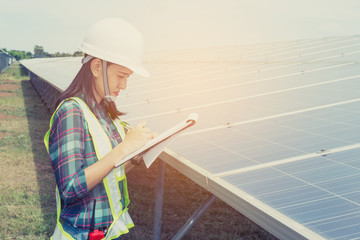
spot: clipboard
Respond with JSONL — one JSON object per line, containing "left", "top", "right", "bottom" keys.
{"left": 115, "top": 113, "right": 199, "bottom": 168}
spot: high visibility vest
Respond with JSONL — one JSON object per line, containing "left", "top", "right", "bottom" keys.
{"left": 44, "top": 97, "right": 134, "bottom": 240}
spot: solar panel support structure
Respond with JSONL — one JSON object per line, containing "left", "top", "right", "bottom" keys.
{"left": 171, "top": 195, "right": 216, "bottom": 240}
{"left": 152, "top": 160, "right": 217, "bottom": 240}
{"left": 27, "top": 72, "right": 62, "bottom": 112}
{"left": 152, "top": 160, "right": 165, "bottom": 240}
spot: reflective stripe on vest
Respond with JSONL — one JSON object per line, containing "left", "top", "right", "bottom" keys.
{"left": 45, "top": 97, "right": 134, "bottom": 240}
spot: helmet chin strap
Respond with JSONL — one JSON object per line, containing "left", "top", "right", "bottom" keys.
{"left": 102, "top": 60, "right": 116, "bottom": 103}
{"left": 82, "top": 56, "right": 116, "bottom": 103}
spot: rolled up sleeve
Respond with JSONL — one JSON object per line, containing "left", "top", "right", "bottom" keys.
{"left": 48, "top": 100, "right": 88, "bottom": 203}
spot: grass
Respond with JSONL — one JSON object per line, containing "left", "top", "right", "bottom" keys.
{"left": 0, "top": 63, "right": 56, "bottom": 240}
{"left": 0, "top": 63, "right": 278, "bottom": 239}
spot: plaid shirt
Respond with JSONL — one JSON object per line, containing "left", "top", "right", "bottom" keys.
{"left": 48, "top": 96, "right": 125, "bottom": 229}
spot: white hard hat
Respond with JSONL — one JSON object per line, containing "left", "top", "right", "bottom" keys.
{"left": 79, "top": 18, "right": 150, "bottom": 77}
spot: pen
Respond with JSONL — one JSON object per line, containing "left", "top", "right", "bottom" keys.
{"left": 121, "top": 121, "right": 131, "bottom": 133}
{"left": 120, "top": 121, "right": 144, "bottom": 164}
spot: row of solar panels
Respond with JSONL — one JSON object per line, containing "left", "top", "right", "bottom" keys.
{"left": 21, "top": 35, "right": 360, "bottom": 239}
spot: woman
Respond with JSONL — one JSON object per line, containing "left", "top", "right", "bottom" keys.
{"left": 44, "top": 18, "right": 156, "bottom": 239}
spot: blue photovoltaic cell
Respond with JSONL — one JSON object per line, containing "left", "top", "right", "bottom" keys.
{"left": 21, "top": 35, "right": 360, "bottom": 239}
{"left": 221, "top": 148, "right": 360, "bottom": 239}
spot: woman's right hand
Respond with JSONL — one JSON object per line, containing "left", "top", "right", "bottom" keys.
{"left": 87, "top": 121, "right": 155, "bottom": 188}
{"left": 120, "top": 121, "right": 155, "bottom": 157}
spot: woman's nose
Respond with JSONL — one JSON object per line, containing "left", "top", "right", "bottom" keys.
{"left": 119, "top": 79, "right": 127, "bottom": 90}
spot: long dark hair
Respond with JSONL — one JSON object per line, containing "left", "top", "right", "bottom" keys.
{"left": 55, "top": 57, "right": 125, "bottom": 119}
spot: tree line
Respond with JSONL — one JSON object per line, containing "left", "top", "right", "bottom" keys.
{"left": 1, "top": 45, "right": 83, "bottom": 61}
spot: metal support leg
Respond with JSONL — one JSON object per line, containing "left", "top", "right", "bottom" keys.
{"left": 172, "top": 195, "right": 217, "bottom": 240}
{"left": 152, "top": 160, "right": 165, "bottom": 240}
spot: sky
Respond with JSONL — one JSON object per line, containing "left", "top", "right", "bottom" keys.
{"left": 1, "top": 0, "right": 360, "bottom": 54}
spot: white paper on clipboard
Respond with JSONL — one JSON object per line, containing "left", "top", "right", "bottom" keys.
{"left": 115, "top": 113, "right": 198, "bottom": 168}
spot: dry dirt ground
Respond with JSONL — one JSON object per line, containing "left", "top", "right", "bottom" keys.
{"left": 0, "top": 81, "right": 20, "bottom": 138}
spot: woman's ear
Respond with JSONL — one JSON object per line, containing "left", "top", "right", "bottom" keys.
{"left": 90, "top": 58, "right": 102, "bottom": 78}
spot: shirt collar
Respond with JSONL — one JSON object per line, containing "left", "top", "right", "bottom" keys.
{"left": 79, "top": 94, "right": 106, "bottom": 110}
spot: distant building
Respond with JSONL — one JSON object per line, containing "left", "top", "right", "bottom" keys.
{"left": 0, "top": 49, "right": 14, "bottom": 73}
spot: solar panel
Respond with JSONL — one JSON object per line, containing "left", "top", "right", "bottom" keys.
{"left": 20, "top": 57, "right": 81, "bottom": 91}
{"left": 21, "top": 35, "right": 360, "bottom": 239}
